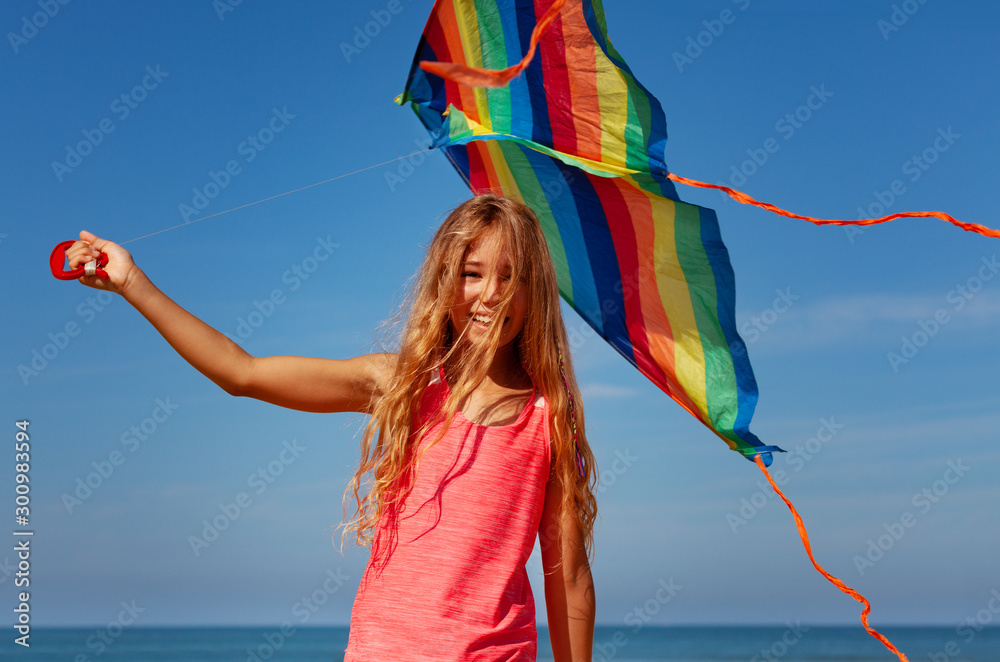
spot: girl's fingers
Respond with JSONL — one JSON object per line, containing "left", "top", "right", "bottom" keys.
{"left": 79, "top": 230, "right": 109, "bottom": 252}
{"left": 67, "top": 231, "right": 137, "bottom": 293}
{"left": 65, "top": 241, "right": 100, "bottom": 269}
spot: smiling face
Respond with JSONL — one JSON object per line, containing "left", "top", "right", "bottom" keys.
{"left": 449, "top": 231, "right": 529, "bottom": 353}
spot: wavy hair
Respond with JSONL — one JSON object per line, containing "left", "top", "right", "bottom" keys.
{"left": 340, "top": 194, "right": 598, "bottom": 562}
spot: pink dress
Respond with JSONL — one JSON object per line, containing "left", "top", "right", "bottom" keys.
{"left": 345, "top": 367, "right": 551, "bottom": 661}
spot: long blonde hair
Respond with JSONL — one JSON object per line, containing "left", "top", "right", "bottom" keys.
{"left": 341, "top": 194, "right": 598, "bottom": 560}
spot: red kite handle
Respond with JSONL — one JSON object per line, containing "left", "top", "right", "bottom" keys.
{"left": 50, "top": 240, "right": 108, "bottom": 280}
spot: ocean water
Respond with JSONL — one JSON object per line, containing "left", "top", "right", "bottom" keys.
{"left": 3, "top": 625, "right": 999, "bottom": 661}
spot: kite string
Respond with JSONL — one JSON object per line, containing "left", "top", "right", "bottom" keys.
{"left": 752, "top": 455, "right": 910, "bottom": 662}
{"left": 119, "top": 147, "right": 435, "bottom": 246}
{"left": 667, "top": 172, "right": 1000, "bottom": 240}
{"left": 114, "top": 144, "right": 1000, "bottom": 246}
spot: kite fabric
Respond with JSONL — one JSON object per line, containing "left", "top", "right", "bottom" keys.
{"left": 393, "top": 1, "right": 941, "bottom": 659}
{"left": 396, "top": 0, "right": 782, "bottom": 465}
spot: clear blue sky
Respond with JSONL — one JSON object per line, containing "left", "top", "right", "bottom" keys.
{"left": 2, "top": 0, "right": 998, "bottom": 629}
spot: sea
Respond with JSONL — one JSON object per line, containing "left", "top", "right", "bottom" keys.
{"left": 3, "top": 625, "right": 999, "bottom": 661}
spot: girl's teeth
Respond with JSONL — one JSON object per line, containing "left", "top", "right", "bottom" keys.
{"left": 470, "top": 314, "right": 508, "bottom": 325}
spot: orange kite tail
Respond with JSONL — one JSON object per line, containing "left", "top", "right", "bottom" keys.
{"left": 667, "top": 172, "right": 1000, "bottom": 240}
{"left": 418, "top": 0, "right": 567, "bottom": 88}
{"left": 753, "top": 455, "right": 910, "bottom": 662}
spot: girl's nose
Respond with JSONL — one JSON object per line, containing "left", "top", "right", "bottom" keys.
{"left": 482, "top": 275, "right": 503, "bottom": 305}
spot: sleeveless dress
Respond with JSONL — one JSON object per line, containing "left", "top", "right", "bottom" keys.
{"left": 345, "top": 367, "right": 551, "bottom": 661}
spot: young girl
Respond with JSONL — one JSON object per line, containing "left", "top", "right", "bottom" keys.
{"left": 65, "top": 194, "right": 597, "bottom": 661}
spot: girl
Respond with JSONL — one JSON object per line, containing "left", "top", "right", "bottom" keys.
{"left": 66, "top": 194, "right": 597, "bottom": 661}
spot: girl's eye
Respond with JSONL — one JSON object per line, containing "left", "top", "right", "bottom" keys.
{"left": 461, "top": 271, "right": 480, "bottom": 278}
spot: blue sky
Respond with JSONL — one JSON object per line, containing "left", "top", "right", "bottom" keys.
{"left": 2, "top": 0, "right": 998, "bottom": 631}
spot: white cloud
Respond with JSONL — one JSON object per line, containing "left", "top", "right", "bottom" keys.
{"left": 739, "top": 290, "right": 1000, "bottom": 352}
{"left": 581, "top": 382, "right": 639, "bottom": 399}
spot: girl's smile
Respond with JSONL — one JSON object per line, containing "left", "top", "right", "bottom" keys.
{"left": 450, "top": 233, "right": 528, "bottom": 351}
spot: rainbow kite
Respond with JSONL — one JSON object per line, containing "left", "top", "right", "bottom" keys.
{"left": 396, "top": 0, "right": 999, "bottom": 466}
{"left": 396, "top": 0, "right": 781, "bottom": 465}
{"left": 390, "top": 1, "right": 1000, "bottom": 659}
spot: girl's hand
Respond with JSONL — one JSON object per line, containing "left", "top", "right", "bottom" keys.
{"left": 66, "top": 230, "right": 140, "bottom": 296}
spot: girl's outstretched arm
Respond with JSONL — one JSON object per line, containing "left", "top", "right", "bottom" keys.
{"left": 66, "top": 231, "right": 393, "bottom": 413}
{"left": 540, "top": 473, "right": 595, "bottom": 662}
